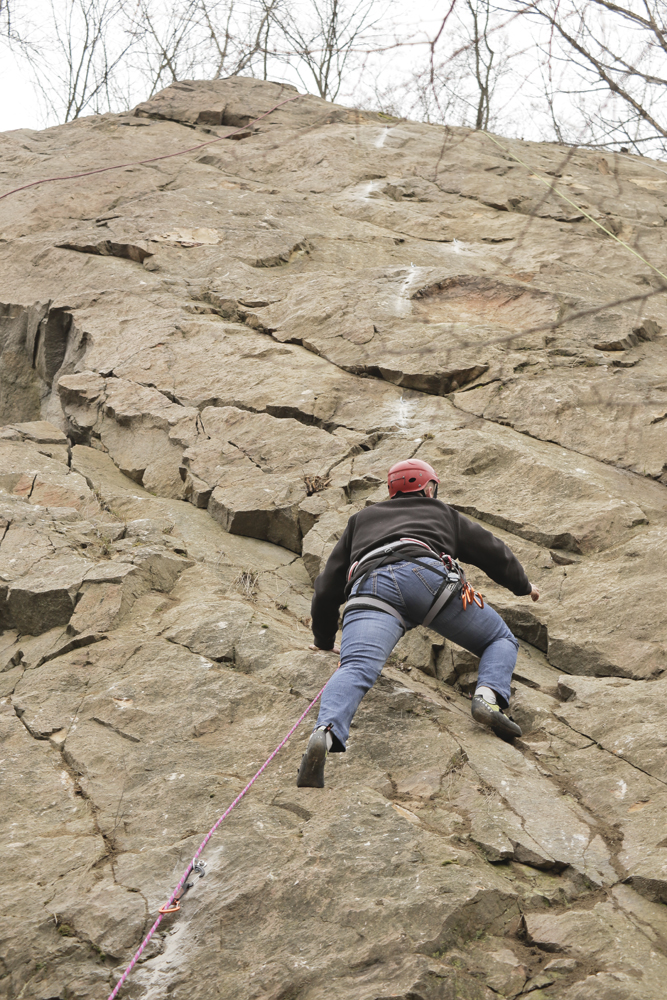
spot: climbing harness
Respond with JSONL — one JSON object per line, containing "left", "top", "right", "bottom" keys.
{"left": 346, "top": 536, "right": 438, "bottom": 585}
{"left": 0, "top": 95, "right": 300, "bottom": 203}
{"left": 106, "top": 667, "right": 334, "bottom": 1000}
{"left": 343, "top": 537, "right": 483, "bottom": 631}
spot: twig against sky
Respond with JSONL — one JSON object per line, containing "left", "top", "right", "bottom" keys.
{"left": 2, "top": 0, "right": 666, "bottom": 155}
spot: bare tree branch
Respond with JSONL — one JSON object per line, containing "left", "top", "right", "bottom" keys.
{"left": 389, "top": 1, "right": 512, "bottom": 132}
{"left": 0, "top": 0, "right": 13, "bottom": 35}
{"left": 123, "top": 0, "right": 284, "bottom": 98}
{"left": 508, "top": 0, "right": 667, "bottom": 152}
{"left": 537, "top": 4, "right": 667, "bottom": 142}
{"left": 271, "top": 0, "right": 389, "bottom": 101}
{"left": 468, "top": 0, "right": 496, "bottom": 129}
{"left": 24, "top": 0, "right": 133, "bottom": 123}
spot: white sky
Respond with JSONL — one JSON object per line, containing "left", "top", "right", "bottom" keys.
{"left": 0, "top": 1, "right": 475, "bottom": 132}
{"left": 2, "top": 1, "right": 662, "bottom": 157}
{"left": 0, "top": 46, "right": 38, "bottom": 131}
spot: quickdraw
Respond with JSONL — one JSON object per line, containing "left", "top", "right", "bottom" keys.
{"left": 158, "top": 859, "right": 207, "bottom": 914}
{"left": 429, "top": 555, "right": 484, "bottom": 613}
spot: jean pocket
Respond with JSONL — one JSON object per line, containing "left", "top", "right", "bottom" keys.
{"left": 412, "top": 566, "right": 441, "bottom": 596}
{"left": 375, "top": 565, "right": 407, "bottom": 609}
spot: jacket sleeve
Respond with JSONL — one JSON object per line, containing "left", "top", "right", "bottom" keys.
{"left": 454, "top": 510, "right": 532, "bottom": 596}
{"left": 310, "top": 516, "right": 355, "bottom": 649}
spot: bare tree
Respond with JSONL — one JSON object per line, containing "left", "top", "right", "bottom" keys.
{"left": 509, "top": 0, "right": 667, "bottom": 153}
{"left": 1, "top": 0, "right": 10, "bottom": 34}
{"left": 201, "top": 0, "right": 284, "bottom": 79}
{"left": 8, "top": 0, "right": 667, "bottom": 158}
{"left": 364, "top": 0, "right": 667, "bottom": 153}
{"left": 24, "top": 0, "right": 132, "bottom": 123}
{"left": 468, "top": 0, "right": 496, "bottom": 129}
{"left": 272, "top": 0, "right": 389, "bottom": 101}
{"left": 123, "top": 0, "right": 203, "bottom": 96}
{"left": 124, "top": 0, "right": 283, "bottom": 99}
{"left": 376, "top": 0, "right": 511, "bottom": 131}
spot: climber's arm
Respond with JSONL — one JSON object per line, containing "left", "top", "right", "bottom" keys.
{"left": 455, "top": 510, "right": 534, "bottom": 597}
{"left": 310, "top": 517, "right": 355, "bottom": 650}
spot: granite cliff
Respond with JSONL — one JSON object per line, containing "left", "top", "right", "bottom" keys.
{"left": 1, "top": 76, "right": 667, "bottom": 1000}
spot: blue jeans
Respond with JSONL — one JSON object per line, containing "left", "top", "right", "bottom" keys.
{"left": 316, "top": 558, "right": 519, "bottom": 751}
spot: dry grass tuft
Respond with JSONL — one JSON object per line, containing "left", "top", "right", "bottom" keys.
{"left": 233, "top": 568, "right": 259, "bottom": 599}
{"left": 304, "top": 474, "right": 331, "bottom": 496}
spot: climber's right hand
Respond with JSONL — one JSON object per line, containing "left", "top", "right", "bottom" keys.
{"left": 530, "top": 585, "right": 540, "bottom": 602}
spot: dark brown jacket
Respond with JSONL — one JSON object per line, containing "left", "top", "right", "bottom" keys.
{"left": 311, "top": 495, "right": 531, "bottom": 648}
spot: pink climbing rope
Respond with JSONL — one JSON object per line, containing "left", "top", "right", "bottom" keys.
{"left": 107, "top": 672, "right": 332, "bottom": 1000}
{"left": 0, "top": 95, "right": 299, "bottom": 202}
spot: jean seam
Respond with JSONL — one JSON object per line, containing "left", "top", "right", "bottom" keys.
{"left": 387, "top": 565, "right": 409, "bottom": 611}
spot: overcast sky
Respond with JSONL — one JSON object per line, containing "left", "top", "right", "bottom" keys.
{"left": 0, "top": 0, "right": 450, "bottom": 132}
{"left": 2, "top": 1, "right": 662, "bottom": 160}
{"left": 0, "top": 0, "right": 531, "bottom": 134}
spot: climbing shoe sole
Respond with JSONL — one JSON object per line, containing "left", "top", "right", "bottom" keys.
{"left": 471, "top": 696, "right": 522, "bottom": 739}
{"left": 296, "top": 728, "right": 328, "bottom": 788}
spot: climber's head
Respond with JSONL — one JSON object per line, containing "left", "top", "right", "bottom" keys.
{"left": 388, "top": 459, "right": 439, "bottom": 499}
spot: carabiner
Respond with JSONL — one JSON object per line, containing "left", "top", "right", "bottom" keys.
{"left": 461, "top": 582, "right": 483, "bottom": 611}
{"left": 159, "top": 901, "right": 181, "bottom": 914}
{"left": 158, "top": 859, "right": 206, "bottom": 916}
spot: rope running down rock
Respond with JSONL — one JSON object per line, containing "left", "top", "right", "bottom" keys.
{"left": 0, "top": 95, "right": 300, "bottom": 202}
{"left": 106, "top": 671, "right": 333, "bottom": 1000}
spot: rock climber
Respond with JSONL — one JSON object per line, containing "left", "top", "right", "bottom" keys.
{"left": 297, "top": 458, "right": 539, "bottom": 788}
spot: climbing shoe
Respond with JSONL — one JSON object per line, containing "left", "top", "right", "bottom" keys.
{"left": 296, "top": 726, "right": 331, "bottom": 788}
{"left": 471, "top": 695, "right": 522, "bottom": 739}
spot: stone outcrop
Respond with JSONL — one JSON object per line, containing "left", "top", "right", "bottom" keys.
{"left": 1, "top": 76, "right": 667, "bottom": 1000}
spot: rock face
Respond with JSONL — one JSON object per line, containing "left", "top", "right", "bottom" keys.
{"left": 1, "top": 76, "right": 667, "bottom": 1000}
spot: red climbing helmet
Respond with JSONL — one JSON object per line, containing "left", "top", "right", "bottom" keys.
{"left": 388, "top": 459, "right": 440, "bottom": 498}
